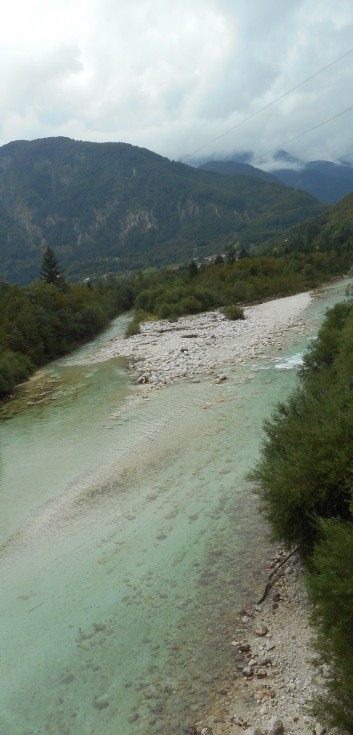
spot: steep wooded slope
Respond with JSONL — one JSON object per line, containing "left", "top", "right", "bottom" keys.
{"left": 0, "top": 137, "right": 324, "bottom": 283}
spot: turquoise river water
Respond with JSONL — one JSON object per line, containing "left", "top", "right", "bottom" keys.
{"left": 0, "top": 280, "right": 350, "bottom": 735}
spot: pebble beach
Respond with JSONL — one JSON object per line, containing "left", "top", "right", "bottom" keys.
{"left": 89, "top": 292, "right": 312, "bottom": 389}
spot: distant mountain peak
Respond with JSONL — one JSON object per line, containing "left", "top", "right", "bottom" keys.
{"left": 273, "top": 149, "right": 303, "bottom": 165}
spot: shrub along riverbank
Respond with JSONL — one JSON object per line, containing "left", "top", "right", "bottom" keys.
{"left": 250, "top": 292, "right": 353, "bottom": 733}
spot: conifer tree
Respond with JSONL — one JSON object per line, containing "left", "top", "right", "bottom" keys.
{"left": 40, "top": 246, "right": 65, "bottom": 287}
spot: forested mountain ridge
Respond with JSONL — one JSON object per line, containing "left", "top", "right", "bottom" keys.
{"left": 198, "top": 150, "right": 353, "bottom": 205}
{"left": 198, "top": 159, "right": 278, "bottom": 183}
{"left": 0, "top": 137, "right": 324, "bottom": 284}
{"left": 270, "top": 157, "right": 353, "bottom": 205}
{"left": 261, "top": 190, "right": 353, "bottom": 256}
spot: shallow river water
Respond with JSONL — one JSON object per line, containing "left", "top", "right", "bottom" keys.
{"left": 0, "top": 280, "right": 350, "bottom": 735}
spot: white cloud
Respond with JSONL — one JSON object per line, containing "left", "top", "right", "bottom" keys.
{"left": 1, "top": 0, "right": 353, "bottom": 163}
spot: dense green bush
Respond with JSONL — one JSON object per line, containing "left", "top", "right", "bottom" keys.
{"left": 222, "top": 304, "right": 245, "bottom": 320}
{"left": 125, "top": 317, "right": 141, "bottom": 337}
{"left": 251, "top": 296, "right": 353, "bottom": 731}
{"left": 251, "top": 299, "right": 353, "bottom": 549}
{"left": 0, "top": 274, "right": 135, "bottom": 400}
{"left": 0, "top": 350, "right": 33, "bottom": 397}
{"left": 307, "top": 519, "right": 353, "bottom": 733}
{"left": 250, "top": 380, "right": 353, "bottom": 551}
{"left": 157, "top": 302, "right": 182, "bottom": 321}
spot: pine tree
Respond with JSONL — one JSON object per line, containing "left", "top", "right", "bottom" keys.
{"left": 40, "top": 246, "right": 65, "bottom": 287}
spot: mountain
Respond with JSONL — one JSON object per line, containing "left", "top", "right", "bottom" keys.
{"left": 0, "top": 137, "right": 324, "bottom": 284}
{"left": 198, "top": 159, "right": 278, "bottom": 183}
{"left": 261, "top": 189, "right": 353, "bottom": 259}
{"left": 198, "top": 150, "right": 353, "bottom": 205}
{"left": 197, "top": 150, "right": 353, "bottom": 204}
{"left": 271, "top": 159, "right": 353, "bottom": 205}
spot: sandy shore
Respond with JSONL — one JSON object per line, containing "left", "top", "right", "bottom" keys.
{"left": 88, "top": 292, "right": 312, "bottom": 389}
{"left": 89, "top": 291, "right": 327, "bottom": 734}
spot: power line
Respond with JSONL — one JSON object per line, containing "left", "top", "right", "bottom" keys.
{"left": 256, "top": 103, "right": 353, "bottom": 161}
{"left": 185, "top": 47, "right": 353, "bottom": 159}
{"left": 333, "top": 150, "right": 353, "bottom": 163}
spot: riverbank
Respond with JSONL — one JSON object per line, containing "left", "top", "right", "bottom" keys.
{"left": 192, "top": 551, "right": 327, "bottom": 735}
{"left": 88, "top": 292, "right": 312, "bottom": 390}
{"left": 87, "top": 290, "right": 328, "bottom": 733}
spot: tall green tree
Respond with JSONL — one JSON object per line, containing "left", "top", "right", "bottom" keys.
{"left": 40, "top": 246, "right": 65, "bottom": 287}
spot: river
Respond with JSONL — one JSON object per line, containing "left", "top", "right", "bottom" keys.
{"left": 0, "top": 279, "right": 349, "bottom": 735}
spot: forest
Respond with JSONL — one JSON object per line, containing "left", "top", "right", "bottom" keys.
{"left": 250, "top": 294, "right": 353, "bottom": 732}
{"left": 0, "top": 248, "right": 134, "bottom": 398}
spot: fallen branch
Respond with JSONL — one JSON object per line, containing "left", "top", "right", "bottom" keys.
{"left": 257, "top": 545, "right": 300, "bottom": 604}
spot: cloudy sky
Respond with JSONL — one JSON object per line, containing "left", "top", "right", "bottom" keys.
{"left": 1, "top": 0, "right": 353, "bottom": 165}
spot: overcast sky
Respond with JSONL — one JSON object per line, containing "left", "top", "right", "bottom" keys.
{"left": 1, "top": 0, "right": 353, "bottom": 166}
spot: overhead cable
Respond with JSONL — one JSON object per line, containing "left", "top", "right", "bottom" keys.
{"left": 256, "top": 104, "right": 353, "bottom": 160}
{"left": 185, "top": 47, "right": 353, "bottom": 158}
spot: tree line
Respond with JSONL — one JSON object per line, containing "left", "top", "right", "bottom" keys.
{"left": 2, "top": 236, "right": 353, "bottom": 401}
{"left": 0, "top": 247, "right": 134, "bottom": 399}
{"left": 124, "top": 243, "right": 353, "bottom": 335}
{"left": 250, "top": 293, "right": 353, "bottom": 732}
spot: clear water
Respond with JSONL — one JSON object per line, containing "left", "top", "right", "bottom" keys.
{"left": 0, "top": 280, "right": 350, "bottom": 735}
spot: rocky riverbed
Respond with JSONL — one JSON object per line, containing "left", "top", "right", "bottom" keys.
{"left": 191, "top": 551, "right": 329, "bottom": 735}
{"left": 88, "top": 292, "right": 312, "bottom": 390}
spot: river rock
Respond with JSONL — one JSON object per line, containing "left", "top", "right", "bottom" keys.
{"left": 268, "top": 717, "right": 284, "bottom": 735}
{"left": 314, "top": 725, "right": 326, "bottom": 735}
{"left": 239, "top": 642, "right": 251, "bottom": 652}
{"left": 242, "top": 665, "right": 253, "bottom": 677}
{"left": 255, "top": 625, "right": 269, "bottom": 637}
{"left": 216, "top": 374, "right": 227, "bottom": 383}
{"left": 256, "top": 668, "right": 268, "bottom": 679}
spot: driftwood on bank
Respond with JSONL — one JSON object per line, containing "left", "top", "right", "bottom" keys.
{"left": 257, "top": 546, "right": 300, "bottom": 605}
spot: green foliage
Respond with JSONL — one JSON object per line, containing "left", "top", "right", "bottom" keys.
{"left": 125, "top": 246, "right": 353, "bottom": 328}
{"left": 302, "top": 301, "right": 351, "bottom": 373}
{"left": 251, "top": 296, "right": 353, "bottom": 731}
{"left": 40, "top": 246, "right": 66, "bottom": 287}
{"left": 222, "top": 304, "right": 245, "bottom": 320}
{"left": 188, "top": 260, "right": 199, "bottom": 279}
{"left": 157, "top": 302, "right": 182, "bottom": 321}
{"left": 180, "top": 295, "right": 203, "bottom": 314}
{"left": 250, "top": 381, "right": 353, "bottom": 551}
{"left": 0, "top": 350, "right": 33, "bottom": 397}
{"left": 307, "top": 520, "right": 353, "bottom": 732}
{"left": 0, "top": 275, "right": 135, "bottom": 400}
{"left": 125, "top": 316, "right": 141, "bottom": 337}
{"left": 251, "top": 299, "right": 353, "bottom": 550}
